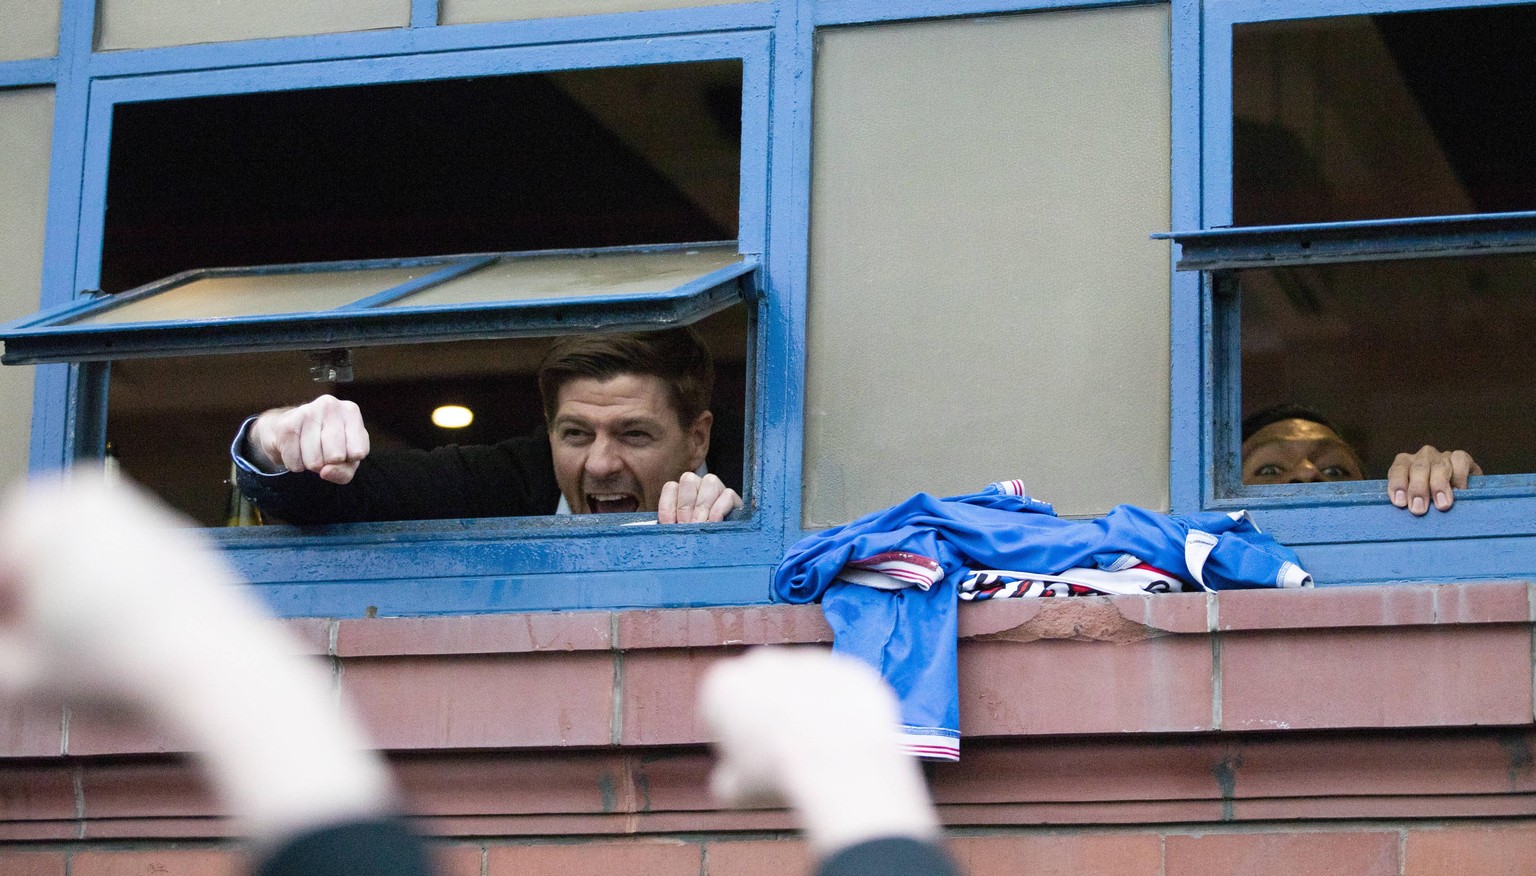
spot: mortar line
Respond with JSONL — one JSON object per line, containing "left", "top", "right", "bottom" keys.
{"left": 611, "top": 613, "right": 624, "bottom": 746}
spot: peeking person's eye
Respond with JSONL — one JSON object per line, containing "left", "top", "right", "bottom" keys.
{"left": 1255, "top": 463, "right": 1283, "bottom": 476}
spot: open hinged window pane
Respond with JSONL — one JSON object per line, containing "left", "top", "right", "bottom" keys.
{"left": 0, "top": 242, "right": 757, "bottom": 365}
{"left": 1157, "top": 0, "right": 1536, "bottom": 582}
{"left": 1159, "top": 214, "right": 1536, "bottom": 510}
{"left": 1165, "top": 212, "right": 1536, "bottom": 272}
{"left": 5, "top": 40, "right": 783, "bottom": 611}
{"left": 1165, "top": 0, "right": 1536, "bottom": 513}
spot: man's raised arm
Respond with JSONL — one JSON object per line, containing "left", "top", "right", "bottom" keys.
{"left": 242, "top": 394, "right": 371, "bottom": 484}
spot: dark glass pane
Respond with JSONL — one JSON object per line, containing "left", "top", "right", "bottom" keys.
{"left": 101, "top": 61, "right": 743, "bottom": 293}
{"left": 1233, "top": 5, "right": 1536, "bottom": 224}
{"left": 1238, "top": 253, "right": 1536, "bottom": 480}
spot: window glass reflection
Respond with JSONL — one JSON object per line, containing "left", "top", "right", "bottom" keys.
{"left": 1233, "top": 6, "right": 1536, "bottom": 225}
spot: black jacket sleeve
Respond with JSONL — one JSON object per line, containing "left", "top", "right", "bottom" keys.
{"left": 237, "top": 434, "right": 562, "bottom": 524}
{"left": 257, "top": 823, "right": 955, "bottom": 876}
{"left": 816, "top": 837, "right": 962, "bottom": 876}
{"left": 255, "top": 818, "right": 434, "bottom": 876}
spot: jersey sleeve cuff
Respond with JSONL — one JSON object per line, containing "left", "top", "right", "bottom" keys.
{"left": 232, "top": 415, "right": 286, "bottom": 477}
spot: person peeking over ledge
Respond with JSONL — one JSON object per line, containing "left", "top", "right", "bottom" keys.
{"left": 1240, "top": 404, "right": 1481, "bottom": 517}
{"left": 231, "top": 328, "right": 743, "bottom": 526}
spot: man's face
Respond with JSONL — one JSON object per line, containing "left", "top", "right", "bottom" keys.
{"left": 1241, "top": 418, "right": 1365, "bottom": 484}
{"left": 548, "top": 373, "right": 711, "bottom": 514}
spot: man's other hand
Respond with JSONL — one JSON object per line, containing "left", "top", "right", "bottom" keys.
{"left": 0, "top": 472, "right": 396, "bottom": 841}
{"left": 247, "top": 394, "right": 371, "bottom": 485}
{"left": 700, "top": 648, "right": 941, "bottom": 857}
{"left": 657, "top": 472, "right": 742, "bottom": 524}
{"left": 1387, "top": 445, "right": 1481, "bottom": 515}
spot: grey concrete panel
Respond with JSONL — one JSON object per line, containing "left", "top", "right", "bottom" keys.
{"left": 98, "top": 0, "right": 408, "bottom": 50}
{"left": 441, "top": 0, "right": 752, "bottom": 25}
{"left": 805, "top": 7, "right": 1172, "bottom": 526}
{"left": 0, "top": 0, "right": 60, "bottom": 60}
{"left": 0, "top": 88, "right": 54, "bottom": 483}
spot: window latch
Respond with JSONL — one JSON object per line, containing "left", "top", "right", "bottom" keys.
{"left": 306, "top": 348, "right": 353, "bottom": 383}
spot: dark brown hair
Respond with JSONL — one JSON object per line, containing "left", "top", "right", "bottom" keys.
{"left": 537, "top": 328, "right": 715, "bottom": 428}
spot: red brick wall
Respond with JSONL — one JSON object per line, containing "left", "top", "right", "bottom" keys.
{"left": 8, "top": 826, "right": 1536, "bottom": 875}
{"left": 3, "top": 582, "right": 1535, "bottom": 873}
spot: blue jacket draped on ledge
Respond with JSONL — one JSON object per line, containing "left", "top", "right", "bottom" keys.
{"left": 772, "top": 480, "right": 1311, "bottom": 760}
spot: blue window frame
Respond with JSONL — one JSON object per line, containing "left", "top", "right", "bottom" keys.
{"left": 0, "top": 2, "right": 820, "bottom": 616}
{"left": 1168, "top": 0, "right": 1536, "bottom": 584}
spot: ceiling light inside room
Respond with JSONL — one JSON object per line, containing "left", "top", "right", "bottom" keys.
{"left": 432, "top": 404, "right": 474, "bottom": 429}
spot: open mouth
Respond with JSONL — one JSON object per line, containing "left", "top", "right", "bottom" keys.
{"left": 587, "top": 493, "right": 640, "bottom": 514}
